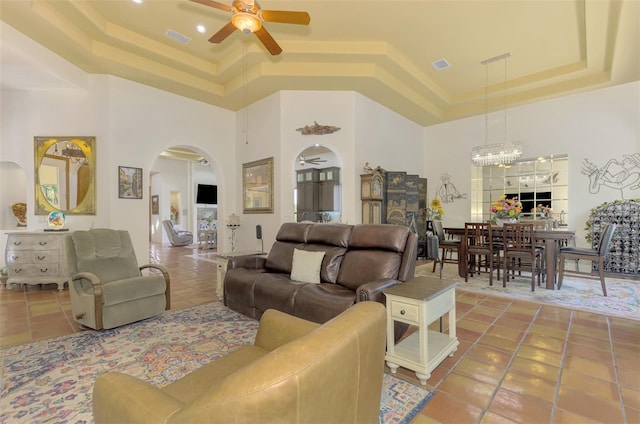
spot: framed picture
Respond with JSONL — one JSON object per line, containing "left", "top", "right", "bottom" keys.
{"left": 118, "top": 166, "right": 143, "bottom": 199}
{"left": 151, "top": 195, "right": 159, "bottom": 215}
{"left": 243, "top": 157, "right": 274, "bottom": 214}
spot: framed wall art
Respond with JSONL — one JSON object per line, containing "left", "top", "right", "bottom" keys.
{"left": 151, "top": 195, "right": 159, "bottom": 214}
{"left": 118, "top": 166, "right": 143, "bottom": 199}
{"left": 243, "top": 157, "right": 274, "bottom": 214}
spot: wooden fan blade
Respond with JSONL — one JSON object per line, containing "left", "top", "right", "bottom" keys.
{"left": 190, "top": 0, "right": 233, "bottom": 12}
{"left": 261, "top": 10, "right": 310, "bottom": 25}
{"left": 209, "top": 21, "right": 237, "bottom": 43}
{"left": 254, "top": 27, "right": 282, "bottom": 55}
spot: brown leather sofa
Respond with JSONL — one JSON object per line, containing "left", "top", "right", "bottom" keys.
{"left": 93, "top": 301, "right": 387, "bottom": 423}
{"left": 224, "top": 222, "right": 417, "bottom": 323}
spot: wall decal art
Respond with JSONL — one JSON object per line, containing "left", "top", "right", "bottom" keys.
{"left": 582, "top": 154, "right": 640, "bottom": 199}
{"left": 437, "top": 173, "right": 467, "bottom": 203}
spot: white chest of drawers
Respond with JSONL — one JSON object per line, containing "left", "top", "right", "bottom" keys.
{"left": 5, "top": 231, "right": 68, "bottom": 291}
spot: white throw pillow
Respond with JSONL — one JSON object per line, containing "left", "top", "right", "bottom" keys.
{"left": 291, "top": 248, "right": 325, "bottom": 284}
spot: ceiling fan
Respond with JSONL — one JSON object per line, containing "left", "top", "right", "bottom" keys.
{"left": 298, "top": 155, "right": 327, "bottom": 166}
{"left": 191, "top": 0, "right": 310, "bottom": 55}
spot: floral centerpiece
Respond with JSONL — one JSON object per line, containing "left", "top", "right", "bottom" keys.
{"left": 428, "top": 197, "right": 445, "bottom": 221}
{"left": 490, "top": 195, "right": 522, "bottom": 224}
{"left": 536, "top": 204, "right": 553, "bottom": 219}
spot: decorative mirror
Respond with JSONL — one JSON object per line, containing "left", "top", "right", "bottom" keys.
{"left": 34, "top": 136, "right": 96, "bottom": 215}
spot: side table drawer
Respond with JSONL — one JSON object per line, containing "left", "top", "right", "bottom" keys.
{"left": 389, "top": 299, "right": 419, "bottom": 324}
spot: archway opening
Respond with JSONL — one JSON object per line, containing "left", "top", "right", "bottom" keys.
{"left": 294, "top": 145, "right": 342, "bottom": 223}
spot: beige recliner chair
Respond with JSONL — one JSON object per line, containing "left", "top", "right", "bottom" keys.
{"left": 93, "top": 301, "right": 387, "bottom": 423}
{"left": 63, "top": 229, "right": 170, "bottom": 330}
{"left": 162, "top": 220, "right": 193, "bottom": 246}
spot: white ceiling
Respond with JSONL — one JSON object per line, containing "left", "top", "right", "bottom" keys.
{"left": 1, "top": 0, "right": 638, "bottom": 126}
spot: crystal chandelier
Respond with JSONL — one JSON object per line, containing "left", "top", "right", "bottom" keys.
{"left": 471, "top": 52, "right": 523, "bottom": 166}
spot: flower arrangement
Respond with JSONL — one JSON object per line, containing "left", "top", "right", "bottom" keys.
{"left": 490, "top": 195, "right": 522, "bottom": 220}
{"left": 428, "top": 197, "right": 445, "bottom": 221}
{"left": 536, "top": 204, "right": 553, "bottom": 219}
{"left": 170, "top": 205, "right": 179, "bottom": 223}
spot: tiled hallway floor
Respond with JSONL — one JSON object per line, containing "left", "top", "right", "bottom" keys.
{"left": 1, "top": 243, "right": 638, "bottom": 423}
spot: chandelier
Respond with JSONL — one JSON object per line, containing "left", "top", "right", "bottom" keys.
{"left": 471, "top": 52, "right": 523, "bottom": 166}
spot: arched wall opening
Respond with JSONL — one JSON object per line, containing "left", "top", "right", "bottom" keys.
{"left": 293, "top": 145, "right": 342, "bottom": 223}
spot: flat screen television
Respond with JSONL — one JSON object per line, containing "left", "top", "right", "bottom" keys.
{"left": 196, "top": 184, "right": 217, "bottom": 205}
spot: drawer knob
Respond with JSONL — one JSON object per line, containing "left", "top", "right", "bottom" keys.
{"left": 37, "top": 255, "right": 46, "bottom": 260}
{"left": 40, "top": 268, "right": 49, "bottom": 273}
{"left": 15, "top": 268, "right": 22, "bottom": 274}
{"left": 13, "top": 241, "right": 22, "bottom": 246}
{"left": 39, "top": 241, "right": 48, "bottom": 246}
{"left": 400, "top": 310, "right": 406, "bottom": 315}
{"left": 11, "top": 255, "right": 19, "bottom": 260}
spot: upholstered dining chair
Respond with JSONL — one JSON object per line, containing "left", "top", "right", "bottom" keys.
{"left": 558, "top": 223, "right": 617, "bottom": 296}
{"left": 464, "top": 222, "right": 500, "bottom": 285}
{"left": 432, "top": 220, "right": 461, "bottom": 279}
{"left": 502, "top": 223, "right": 543, "bottom": 291}
{"left": 163, "top": 220, "right": 193, "bottom": 246}
{"left": 63, "top": 229, "right": 171, "bottom": 330}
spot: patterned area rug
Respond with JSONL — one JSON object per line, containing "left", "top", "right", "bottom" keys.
{"left": 0, "top": 303, "right": 432, "bottom": 424}
{"left": 416, "top": 263, "right": 640, "bottom": 320}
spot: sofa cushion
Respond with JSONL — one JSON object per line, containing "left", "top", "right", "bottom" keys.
{"left": 337, "top": 250, "right": 402, "bottom": 291}
{"left": 101, "top": 275, "right": 166, "bottom": 306}
{"left": 349, "top": 224, "right": 409, "bottom": 253}
{"left": 254, "top": 273, "right": 306, "bottom": 315}
{"left": 307, "top": 223, "right": 352, "bottom": 248}
{"left": 265, "top": 241, "right": 304, "bottom": 273}
{"left": 275, "top": 222, "right": 313, "bottom": 243}
{"left": 71, "top": 230, "right": 141, "bottom": 283}
{"left": 291, "top": 249, "right": 325, "bottom": 284}
{"left": 294, "top": 283, "right": 356, "bottom": 323}
{"left": 224, "top": 268, "right": 266, "bottom": 310}
{"left": 302, "top": 245, "right": 346, "bottom": 284}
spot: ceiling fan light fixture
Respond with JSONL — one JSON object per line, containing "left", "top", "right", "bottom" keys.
{"left": 232, "top": 12, "right": 262, "bottom": 33}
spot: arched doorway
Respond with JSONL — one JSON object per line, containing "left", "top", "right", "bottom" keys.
{"left": 294, "top": 145, "right": 342, "bottom": 223}
{"left": 151, "top": 147, "right": 217, "bottom": 247}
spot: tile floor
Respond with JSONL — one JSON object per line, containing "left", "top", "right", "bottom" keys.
{"left": 1, "top": 243, "right": 638, "bottom": 423}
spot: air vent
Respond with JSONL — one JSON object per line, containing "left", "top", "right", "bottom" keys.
{"left": 432, "top": 59, "right": 451, "bottom": 70}
{"left": 165, "top": 29, "right": 191, "bottom": 44}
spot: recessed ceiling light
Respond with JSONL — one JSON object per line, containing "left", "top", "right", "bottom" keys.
{"left": 196, "top": 25, "right": 206, "bottom": 34}
{"left": 131, "top": 0, "right": 143, "bottom": 4}
{"left": 432, "top": 59, "right": 451, "bottom": 70}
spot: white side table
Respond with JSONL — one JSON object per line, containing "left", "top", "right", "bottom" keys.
{"left": 383, "top": 277, "right": 458, "bottom": 385}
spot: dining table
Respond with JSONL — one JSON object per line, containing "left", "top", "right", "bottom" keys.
{"left": 444, "top": 226, "right": 576, "bottom": 290}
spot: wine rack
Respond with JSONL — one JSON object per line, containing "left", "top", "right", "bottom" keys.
{"left": 588, "top": 199, "right": 639, "bottom": 276}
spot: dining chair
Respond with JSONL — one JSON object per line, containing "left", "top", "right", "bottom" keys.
{"left": 502, "top": 223, "right": 543, "bottom": 291}
{"left": 431, "top": 221, "right": 461, "bottom": 278}
{"left": 464, "top": 222, "right": 500, "bottom": 285}
{"left": 558, "top": 223, "right": 617, "bottom": 296}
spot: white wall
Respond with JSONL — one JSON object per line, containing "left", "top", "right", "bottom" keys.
{"left": 425, "top": 81, "right": 640, "bottom": 247}
{"left": 1, "top": 76, "right": 236, "bottom": 262}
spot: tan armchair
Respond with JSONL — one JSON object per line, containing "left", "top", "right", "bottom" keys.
{"left": 93, "top": 301, "right": 387, "bottom": 423}
{"left": 63, "top": 229, "right": 170, "bottom": 330}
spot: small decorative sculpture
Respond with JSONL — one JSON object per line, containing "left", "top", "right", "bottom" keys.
{"left": 10, "top": 203, "right": 27, "bottom": 227}
{"left": 296, "top": 121, "right": 341, "bottom": 135}
{"left": 363, "top": 163, "right": 384, "bottom": 176}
